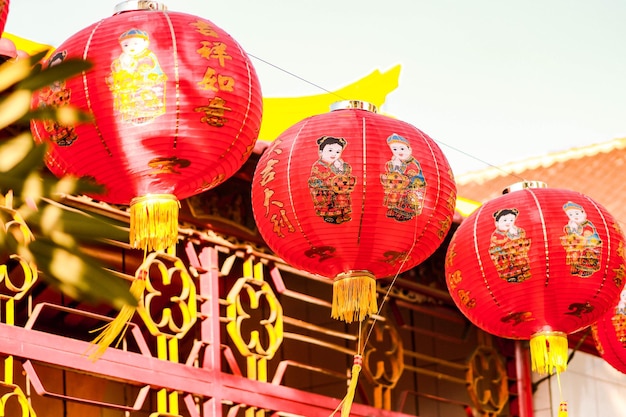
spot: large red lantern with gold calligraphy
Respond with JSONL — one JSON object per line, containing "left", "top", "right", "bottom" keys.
{"left": 31, "top": 1, "right": 262, "bottom": 252}
{"left": 592, "top": 288, "right": 626, "bottom": 374}
{"left": 445, "top": 181, "right": 625, "bottom": 376}
{"left": 251, "top": 100, "right": 457, "bottom": 324}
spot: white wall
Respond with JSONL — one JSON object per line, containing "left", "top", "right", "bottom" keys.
{"left": 533, "top": 351, "right": 626, "bottom": 417}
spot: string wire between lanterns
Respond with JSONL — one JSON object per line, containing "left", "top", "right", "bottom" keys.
{"left": 252, "top": 53, "right": 623, "bottom": 242}
{"left": 247, "top": 53, "right": 343, "bottom": 99}
{"left": 249, "top": 52, "right": 540, "bottom": 183}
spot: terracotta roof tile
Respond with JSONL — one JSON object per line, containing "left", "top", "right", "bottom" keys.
{"left": 456, "top": 137, "right": 626, "bottom": 227}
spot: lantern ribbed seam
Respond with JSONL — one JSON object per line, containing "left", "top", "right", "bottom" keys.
{"left": 233, "top": 40, "right": 255, "bottom": 155}
{"left": 472, "top": 205, "right": 498, "bottom": 306}
{"left": 527, "top": 189, "right": 551, "bottom": 287}
{"left": 81, "top": 20, "right": 113, "bottom": 156}
{"left": 358, "top": 116, "right": 366, "bottom": 245}
{"left": 587, "top": 196, "right": 612, "bottom": 297}
{"left": 164, "top": 12, "right": 180, "bottom": 149}
{"left": 285, "top": 121, "right": 310, "bottom": 243}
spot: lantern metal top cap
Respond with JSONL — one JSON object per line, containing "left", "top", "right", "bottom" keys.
{"left": 114, "top": 0, "right": 167, "bottom": 14}
{"left": 502, "top": 181, "right": 548, "bottom": 194}
{"left": 330, "top": 100, "right": 378, "bottom": 113}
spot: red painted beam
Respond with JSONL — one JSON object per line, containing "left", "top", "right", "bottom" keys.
{"left": 0, "top": 323, "right": 416, "bottom": 417}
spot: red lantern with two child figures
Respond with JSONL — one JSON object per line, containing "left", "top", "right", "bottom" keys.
{"left": 445, "top": 181, "right": 626, "bottom": 376}
{"left": 30, "top": 1, "right": 263, "bottom": 253}
{"left": 251, "top": 100, "right": 457, "bottom": 324}
{"left": 592, "top": 287, "right": 626, "bottom": 374}
{"left": 29, "top": 0, "right": 262, "bottom": 359}
{"left": 0, "top": 0, "right": 8, "bottom": 35}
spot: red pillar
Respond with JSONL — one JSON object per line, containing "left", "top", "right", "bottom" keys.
{"left": 515, "top": 341, "right": 534, "bottom": 417}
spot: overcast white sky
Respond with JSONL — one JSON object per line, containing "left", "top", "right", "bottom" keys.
{"left": 5, "top": 0, "right": 626, "bottom": 175}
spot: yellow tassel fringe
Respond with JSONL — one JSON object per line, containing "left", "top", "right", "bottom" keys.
{"left": 529, "top": 331, "right": 568, "bottom": 375}
{"left": 87, "top": 277, "right": 146, "bottom": 361}
{"left": 341, "top": 355, "right": 363, "bottom": 417}
{"left": 558, "top": 401, "right": 568, "bottom": 417}
{"left": 331, "top": 272, "right": 377, "bottom": 323}
{"left": 129, "top": 194, "right": 180, "bottom": 252}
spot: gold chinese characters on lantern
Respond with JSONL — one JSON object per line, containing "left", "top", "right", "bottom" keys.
{"left": 252, "top": 100, "right": 457, "bottom": 324}
{"left": 30, "top": 0, "right": 262, "bottom": 359}
{"left": 31, "top": 1, "right": 263, "bottom": 253}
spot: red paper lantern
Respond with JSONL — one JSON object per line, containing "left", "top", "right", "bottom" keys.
{"left": 592, "top": 288, "right": 626, "bottom": 374}
{"left": 445, "top": 181, "right": 626, "bottom": 375}
{"left": 251, "top": 100, "right": 457, "bottom": 323}
{"left": 31, "top": 1, "right": 262, "bottom": 252}
{"left": 0, "top": 0, "right": 8, "bottom": 36}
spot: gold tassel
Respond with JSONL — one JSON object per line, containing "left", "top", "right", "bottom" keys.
{"left": 129, "top": 194, "right": 180, "bottom": 252}
{"left": 341, "top": 355, "right": 363, "bottom": 417}
{"left": 558, "top": 401, "right": 568, "bottom": 417}
{"left": 529, "top": 331, "right": 568, "bottom": 375}
{"left": 87, "top": 274, "right": 146, "bottom": 361}
{"left": 331, "top": 271, "right": 377, "bottom": 323}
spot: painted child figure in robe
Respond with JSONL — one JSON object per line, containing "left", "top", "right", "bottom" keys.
{"left": 107, "top": 28, "right": 167, "bottom": 125}
{"left": 380, "top": 133, "right": 426, "bottom": 222}
{"left": 560, "top": 201, "right": 602, "bottom": 277}
{"left": 308, "top": 136, "right": 355, "bottom": 224}
{"left": 488, "top": 208, "right": 532, "bottom": 283}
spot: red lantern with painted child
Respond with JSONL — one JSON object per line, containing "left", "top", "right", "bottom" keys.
{"left": 251, "top": 100, "right": 457, "bottom": 416}
{"left": 592, "top": 287, "right": 626, "bottom": 374}
{"left": 0, "top": 0, "right": 8, "bottom": 35}
{"left": 30, "top": 0, "right": 263, "bottom": 253}
{"left": 251, "top": 100, "right": 457, "bottom": 324}
{"left": 444, "top": 181, "right": 626, "bottom": 416}
{"left": 29, "top": 0, "right": 262, "bottom": 358}
{"left": 0, "top": 0, "right": 14, "bottom": 64}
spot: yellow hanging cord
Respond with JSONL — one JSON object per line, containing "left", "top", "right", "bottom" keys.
{"left": 556, "top": 371, "right": 568, "bottom": 417}
{"left": 87, "top": 244, "right": 176, "bottom": 361}
{"left": 87, "top": 276, "right": 146, "bottom": 361}
{"left": 86, "top": 248, "right": 151, "bottom": 361}
{"left": 340, "top": 354, "right": 363, "bottom": 417}
{"left": 330, "top": 322, "right": 364, "bottom": 417}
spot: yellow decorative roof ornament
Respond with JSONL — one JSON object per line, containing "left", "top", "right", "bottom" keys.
{"left": 2, "top": 32, "right": 53, "bottom": 59}
{"left": 259, "top": 64, "right": 401, "bottom": 141}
